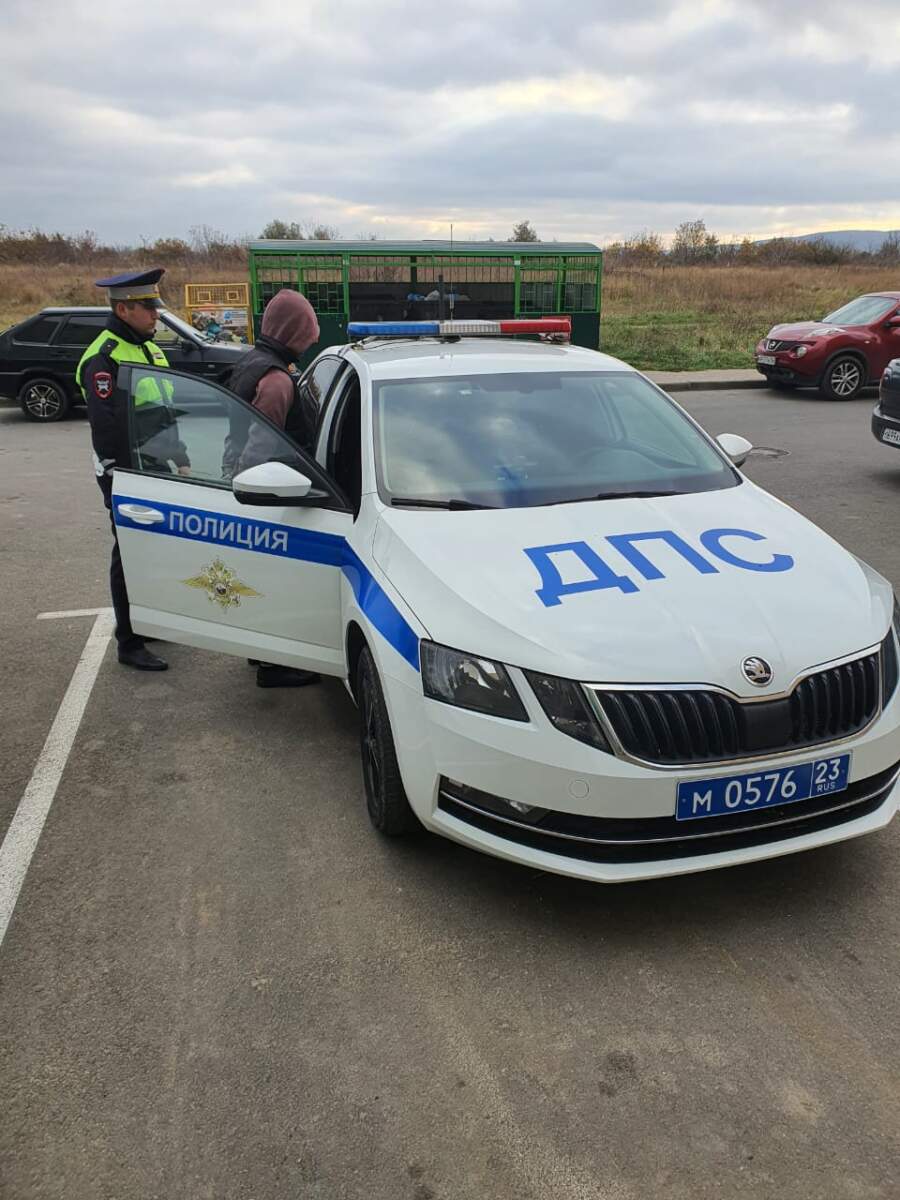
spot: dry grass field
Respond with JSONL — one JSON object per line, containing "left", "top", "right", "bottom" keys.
{"left": 600, "top": 264, "right": 900, "bottom": 370}
{"left": 1, "top": 262, "right": 898, "bottom": 371}
{"left": 0, "top": 263, "right": 240, "bottom": 330}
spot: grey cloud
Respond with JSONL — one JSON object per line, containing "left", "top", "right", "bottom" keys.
{"left": 1, "top": 0, "right": 898, "bottom": 243}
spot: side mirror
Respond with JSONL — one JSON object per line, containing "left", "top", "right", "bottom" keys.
{"left": 233, "top": 461, "right": 316, "bottom": 506}
{"left": 179, "top": 339, "right": 197, "bottom": 353}
{"left": 886, "top": 317, "right": 900, "bottom": 329}
{"left": 716, "top": 433, "right": 754, "bottom": 467}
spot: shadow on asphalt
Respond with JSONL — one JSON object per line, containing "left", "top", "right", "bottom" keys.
{"left": 385, "top": 798, "right": 880, "bottom": 948}
{"left": 867, "top": 466, "right": 900, "bottom": 490}
{"left": 758, "top": 386, "right": 878, "bottom": 405}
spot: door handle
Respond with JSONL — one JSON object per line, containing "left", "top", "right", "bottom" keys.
{"left": 117, "top": 503, "right": 165, "bottom": 525}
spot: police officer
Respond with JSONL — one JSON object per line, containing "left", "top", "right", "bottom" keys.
{"left": 77, "top": 268, "right": 188, "bottom": 671}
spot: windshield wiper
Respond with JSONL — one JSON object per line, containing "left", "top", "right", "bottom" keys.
{"left": 539, "top": 489, "right": 688, "bottom": 506}
{"left": 390, "top": 497, "right": 496, "bottom": 510}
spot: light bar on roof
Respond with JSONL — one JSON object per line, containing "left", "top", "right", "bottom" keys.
{"left": 346, "top": 318, "right": 571, "bottom": 338}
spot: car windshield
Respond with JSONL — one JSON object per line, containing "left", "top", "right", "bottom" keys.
{"left": 373, "top": 370, "right": 739, "bottom": 509}
{"left": 821, "top": 296, "right": 895, "bottom": 326}
{"left": 159, "top": 309, "right": 209, "bottom": 341}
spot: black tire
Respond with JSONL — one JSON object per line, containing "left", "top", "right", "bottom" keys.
{"left": 18, "top": 377, "right": 71, "bottom": 422}
{"left": 820, "top": 355, "right": 865, "bottom": 401}
{"left": 356, "top": 646, "right": 417, "bottom": 836}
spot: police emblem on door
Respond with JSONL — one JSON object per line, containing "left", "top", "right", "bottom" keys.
{"left": 741, "top": 656, "right": 773, "bottom": 686}
{"left": 182, "top": 557, "right": 262, "bottom": 610}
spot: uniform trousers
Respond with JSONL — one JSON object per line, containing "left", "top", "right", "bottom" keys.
{"left": 103, "top": 492, "right": 144, "bottom": 652}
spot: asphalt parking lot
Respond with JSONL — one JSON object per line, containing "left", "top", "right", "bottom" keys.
{"left": 1, "top": 388, "right": 899, "bottom": 1200}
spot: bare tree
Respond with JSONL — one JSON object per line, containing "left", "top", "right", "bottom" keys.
{"left": 671, "top": 219, "right": 719, "bottom": 263}
{"left": 878, "top": 231, "right": 900, "bottom": 264}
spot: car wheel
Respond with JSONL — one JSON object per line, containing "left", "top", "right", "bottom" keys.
{"left": 821, "top": 356, "right": 865, "bottom": 401}
{"left": 18, "top": 377, "right": 71, "bottom": 422}
{"left": 357, "top": 645, "right": 417, "bottom": 836}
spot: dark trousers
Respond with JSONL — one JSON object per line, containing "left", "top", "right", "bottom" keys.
{"left": 107, "top": 507, "right": 143, "bottom": 652}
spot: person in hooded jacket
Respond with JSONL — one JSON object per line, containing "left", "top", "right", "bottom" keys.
{"left": 223, "top": 289, "right": 320, "bottom": 478}
{"left": 225, "top": 288, "right": 322, "bottom": 688}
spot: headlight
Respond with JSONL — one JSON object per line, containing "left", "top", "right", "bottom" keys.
{"left": 793, "top": 345, "right": 809, "bottom": 358}
{"left": 421, "top": 641, "right": 528, "bottom": 721}
{"left": 524, "top": 671, "right": 611, "bottom": 752}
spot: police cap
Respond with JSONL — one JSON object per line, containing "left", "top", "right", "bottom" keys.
{"left": 95, "top": 267, "right": 165, "bottom": 307}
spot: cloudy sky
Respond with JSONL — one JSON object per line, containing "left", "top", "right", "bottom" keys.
{"left": 2, "top": 0, "right": 899, "bottom": 247}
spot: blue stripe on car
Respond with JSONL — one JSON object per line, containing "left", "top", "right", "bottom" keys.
{"left": 114, "top": 495, "right": 420, "bottom": 671}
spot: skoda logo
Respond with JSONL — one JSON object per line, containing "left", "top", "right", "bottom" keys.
{"left": 742, "top": 656, "right": 773, "bottom": 687}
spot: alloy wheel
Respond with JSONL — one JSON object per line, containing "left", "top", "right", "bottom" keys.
{"left": 25, "top": 382, "right": 63, "bottom": 418}
{"left": 830, "top": 361, "right": 862, "bottom": 397}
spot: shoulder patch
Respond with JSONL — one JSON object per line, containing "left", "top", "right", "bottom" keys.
{"left": 93, "top": 371, "right": 113, "bottom": 400}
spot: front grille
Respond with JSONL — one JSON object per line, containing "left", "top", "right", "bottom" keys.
{"left": 764, "top": 338, "right": 797, "bottom": 352}
{"left": 591, "top": 646, "right": 887, "bottom": 766}
{"left": 438, "top": 762, "right": 900, "bottom": 864}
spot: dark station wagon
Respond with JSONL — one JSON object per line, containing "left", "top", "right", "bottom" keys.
{"left": 0, "top": 306, "right": 249, "bottom": 421}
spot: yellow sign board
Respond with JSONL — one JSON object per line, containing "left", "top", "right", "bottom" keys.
{"left": 184, "top": 282, "right": 252, "bottom": 343}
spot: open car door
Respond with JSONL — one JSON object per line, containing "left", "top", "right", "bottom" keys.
{"left": 110, "top": 364, "right": 352, "bottom": 675}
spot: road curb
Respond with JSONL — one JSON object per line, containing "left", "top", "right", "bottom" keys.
{"left": 647, "top": 376, "right": 767, "bottom": 393}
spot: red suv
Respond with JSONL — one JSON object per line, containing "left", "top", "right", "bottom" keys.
{"left": 755, "top": 292, "right": 900, "bottom": 400}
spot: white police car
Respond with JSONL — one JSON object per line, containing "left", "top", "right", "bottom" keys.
{"left": 112, "top": 318, "right": 900, "bottom": 882}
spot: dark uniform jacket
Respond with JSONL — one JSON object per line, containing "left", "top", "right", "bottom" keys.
{"left": 223, "top": 335, "right": 318, "bottom": 477}
{"left": 78, "top": 315, "right": 189, "bottom": 504}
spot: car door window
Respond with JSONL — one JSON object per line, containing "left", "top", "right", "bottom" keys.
{"left": 12, "top": 314, "right": 64, "bottom": 344}
{"left": 56, "top": 315, "right": 110, "bottom": 346}
{"left": 327, "top": 369, "right": 362, "bottom": 512}
{"left": 297, "top": 356, "right": 346, "bottom": 444}
{"left": 124, "top": 365, "right": 337, "bottom": 496}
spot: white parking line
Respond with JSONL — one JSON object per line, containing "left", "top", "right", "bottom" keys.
{"left": 0, "top": 610, "right": 115, "bottom": 949}
{"left": 37, "top": 607, "right": 112, "bottom": 620}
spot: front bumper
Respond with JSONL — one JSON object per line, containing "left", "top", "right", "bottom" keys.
{"left": 755, "top": 359, "right": 816, "bottom": 386}
{"left": 872, "top": 403, "right": 900, "bottom": 448}
{"left": 387, "top": 663, "right": 900, "bottom": 883}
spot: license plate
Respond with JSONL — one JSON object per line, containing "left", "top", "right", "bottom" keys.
{"left": 880, "top": 427, "right": 900, "bottom": 446}
{"left": 676, "top": 753, "right": 851, "bottom": 821}
{"left": 757, "top": 354, "right": 777, "bottom": 366}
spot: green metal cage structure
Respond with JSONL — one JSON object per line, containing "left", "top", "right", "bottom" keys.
{"left": 248, "top": 240, "right": 603, "bottom": 368}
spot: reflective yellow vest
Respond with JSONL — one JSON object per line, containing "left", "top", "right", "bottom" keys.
{"left": 76, "top": 330, "right": 173, "bottom": 407}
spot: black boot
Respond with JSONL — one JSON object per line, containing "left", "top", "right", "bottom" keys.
{"left": 256, "top": 664, "right": 320, "bottom": 688}
{"left": 118, "top": 645, "right": 168, "bottom": 671}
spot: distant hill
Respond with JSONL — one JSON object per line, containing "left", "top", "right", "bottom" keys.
{"left": 758, "top": 229, "right": 900, "bottom": 252}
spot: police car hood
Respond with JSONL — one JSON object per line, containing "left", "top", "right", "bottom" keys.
{"left": 373, "top": 483, "right": 893, "bottom": 691}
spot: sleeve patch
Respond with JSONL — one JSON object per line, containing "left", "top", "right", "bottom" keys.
{"left": 93, "top": 371, "right": 113, "bottom": 399}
